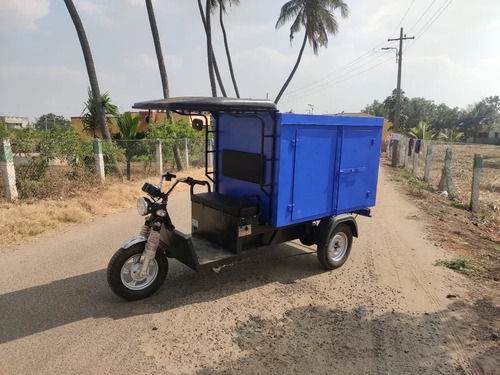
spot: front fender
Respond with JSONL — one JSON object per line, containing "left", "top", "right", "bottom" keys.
{"left": 120, "top": 235, "right": 147, "bottom": 250}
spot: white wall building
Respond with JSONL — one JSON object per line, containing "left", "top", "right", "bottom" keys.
{"left": 0, "top": 116, "right": 29, "bottom": 130}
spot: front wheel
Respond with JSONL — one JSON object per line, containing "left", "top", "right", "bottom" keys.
{"left": 107, "top": 243, "right": 168, "bottom": 301}
{"left": 317, "top": 222, "right": 353, "bottom": 270}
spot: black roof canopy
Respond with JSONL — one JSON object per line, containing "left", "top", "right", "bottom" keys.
{"left": 132, "top": 96, "right": 278, "bottom": 113}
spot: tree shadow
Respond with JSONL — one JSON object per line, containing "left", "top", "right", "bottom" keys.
{"left": 0, "top": 243, "right": 322, "bottom": 343}
{"left": 196, "top": 300, "right": 500, "bottom": 375}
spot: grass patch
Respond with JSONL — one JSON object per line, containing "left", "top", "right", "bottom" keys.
{"left": 396, "top": 169, "right": 436, "bottom": 192}
{"left": 436, "top": 257, "right": 478, "bottom": 276}
{"left": 449, "top": 201, "right": 470, "bottom": 210}
{"left": 0, "top": 168, "right": 206, "bottom": 248}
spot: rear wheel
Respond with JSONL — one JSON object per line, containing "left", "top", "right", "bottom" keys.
{"left": 107, "top": 243, "right": 168, "bottom": 301}
{"left": 317, "top": 221, "right": 353, "bottom": 270}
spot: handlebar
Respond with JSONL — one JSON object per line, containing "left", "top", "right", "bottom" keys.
{"left": 162, "top": 174, "right": 211, "bottom": 198}
{"left": 180, "top": 177, "right": 211, "bottom": 195}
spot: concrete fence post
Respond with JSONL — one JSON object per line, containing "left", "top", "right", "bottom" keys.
{"left": 412, "top": 151, "right": 418, "bottom": 175}
{"left": 438, "top": 148, "right": 455, "bottom": 199}
{"left": 183, "top": 138, "right": 190, "bottom": 169}
{"left": 0, "top": 138, "right": 19, "bottom": 201}
{"left": 424, "top": 142, "right": 432, "bottom": 183}
{"left": 470, "top": 153, "right": 483, "bottom": 212}
{"left": 391, "top": 140, "right": 399, "bottom": 167}
{"left": 93, "top": 139, "right": 105, "bottom": 183}
{"left": 404, "top": 140, "right": 410, "bottom": 169}
{"left": 155, "top": 139, "right": 163, "bottom": 175}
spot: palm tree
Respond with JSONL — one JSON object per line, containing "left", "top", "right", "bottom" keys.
{"left": 63, "top": 0, "right": 123, "bottom": 178}
{"left": 117, "top": 112, "right": 141, "bottom": 180}
{"left": 404, "top": 121, "right": 440, "bottom": 140}
{"left": 274, "top": 0, "right": 349, "bottom": 105}
{"left": 217, "top": 0, "right": 240, "bottom": 98}
{"left": 144, "top": 0, "right": 173, "bottom": 122}
{"left": 145, "top": 0, "right": 185, "bottom": 170}
{"left": 197, "top": 0, "right": 227, "bottom": 97}
{"left": 81, "top": 88, "right": 118, "bottom": 138}
{"left": 440, "top": 128, "right": 464, "bottom": 142}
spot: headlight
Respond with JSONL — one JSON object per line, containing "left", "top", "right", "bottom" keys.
{"left": 137, "top": 197, "right": 150, "bottom": 216}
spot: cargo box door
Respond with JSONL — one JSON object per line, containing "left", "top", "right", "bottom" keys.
{"left": 337, "top": 128, "right": 379, "bottom": 212}
{"left": 291, "top": 129, "right": 337, "bottom": 221}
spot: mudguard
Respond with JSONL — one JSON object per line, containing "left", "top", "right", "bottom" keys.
{"left": 331, "top": 214, "right": 358, "bottom": 237}
{"left": 120, "top": 235, "right": 147, "bottom": 249}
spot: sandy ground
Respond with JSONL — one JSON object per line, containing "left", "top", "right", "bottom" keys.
{"left": 0, "top": 168, "right": 498, "bottom": 374}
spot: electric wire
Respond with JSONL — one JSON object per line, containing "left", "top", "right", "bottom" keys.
{"left": 282, "top": 0, "right": 416, "bottom": 98}
{"left": 281, "top": 0, "right": 454, "bottom": 105}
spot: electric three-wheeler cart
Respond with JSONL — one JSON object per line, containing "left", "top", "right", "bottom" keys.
{"left": 107, "top": 97, "right": 384, "bottom": 300}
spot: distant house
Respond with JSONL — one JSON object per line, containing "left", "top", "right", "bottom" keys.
{"left": 468, "top": 122, "right": 500, "bottom": 145}
{"left": 0, "top": 116, "right": 29, "bottom": 130}
{"left": 71, "top": 111, "right": 210, "bottom": 138}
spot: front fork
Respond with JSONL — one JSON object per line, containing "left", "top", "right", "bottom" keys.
{"left": 139, "top": 222, "right": 161, "bottom": 278}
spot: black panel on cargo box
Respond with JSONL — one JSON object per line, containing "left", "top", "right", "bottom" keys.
{"left": 221, "top": 149, "right": 262, "bottom": 184}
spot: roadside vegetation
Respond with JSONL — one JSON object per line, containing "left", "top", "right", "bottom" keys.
{"left": 363, "top": 92, "right": 499, "bottom": 142}
{"left": 387, "top": 164, "right": 499, "bottom": 281}
{"left": 0, "top": 168, "right": 206, "bottom": 249}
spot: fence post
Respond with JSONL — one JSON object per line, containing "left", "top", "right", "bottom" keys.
{"left": 404, "top": 140, "right": 410, "bottom": 169}
{"left": 156, "top": 139, "right": 163, "bottom": 175}
{"left": 412, "top": 151, "right": 418, "bottom": 175}
{"left": 438, "top": 148, "right": 455, "bottom": 199}
{"left": 0, "top": 138, "right": 18, "bottom": 202}
{"left": 470, "top": 153, "right": 483, "bottom": 212}
{"left": 93, "top": 139, "right": 105, "bottom": 183}
{"left": 391, "top": 140, "right": 399, "bottom": 167}
{"left": 183, "top": 138, "right": 190, "bottom": 169}
{"left": 424, "top": 142, "right": 432, "bottom": 183}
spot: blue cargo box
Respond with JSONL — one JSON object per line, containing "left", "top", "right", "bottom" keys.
{"left": 216, "top": 112, "right": 383, "bottom": 227}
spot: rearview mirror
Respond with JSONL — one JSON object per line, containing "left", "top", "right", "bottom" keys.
{"left": 192, "top": 118, "right": 204, "bottom": 131}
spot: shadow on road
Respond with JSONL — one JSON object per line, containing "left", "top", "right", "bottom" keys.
{"left": 0, "top": 243, "right": 322, "bottom": 343}
{"left": 195, "top": 301, "right": 499, "bottom": 375}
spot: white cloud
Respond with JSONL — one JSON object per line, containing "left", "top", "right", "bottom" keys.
{"left": 0, "top": 64, "right": 88, "bottom": 119}
{"left": 0, "top": 0, "right": 50, "bottom": 32}
{"left": 125, "top": 53, "right": 183, "bottom": 71}
{"left": 77, "top": 0, "right": 113, "bottom": 25}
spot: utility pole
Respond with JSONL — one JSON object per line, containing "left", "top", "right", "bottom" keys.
{"left": 386, "top": 27, "right": 414, "bottom": 133}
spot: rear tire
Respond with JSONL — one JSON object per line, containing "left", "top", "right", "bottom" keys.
{"left": 107, "top": 243, "right": 168, "bottom": 301}
{"left": 317, "top": 221, "right": 353, "bottom": 270}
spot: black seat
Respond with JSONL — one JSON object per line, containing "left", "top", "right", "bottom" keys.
{"left": 191, "top": 192, "right": 259, "bottom": 217}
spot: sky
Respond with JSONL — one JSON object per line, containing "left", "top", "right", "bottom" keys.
{"left": 0, "top": 0, "right": 499, "bottom": 120}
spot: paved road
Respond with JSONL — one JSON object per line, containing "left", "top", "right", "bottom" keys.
{"left": 0, "top": 168, "right": 496, "bottom": 374}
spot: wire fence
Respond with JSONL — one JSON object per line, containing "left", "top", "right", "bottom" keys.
{"left": 387, "top": 137, "right": 500, "bottom": 216}
{"left": 0, "top": 138, "right": 205, "bottom": 201}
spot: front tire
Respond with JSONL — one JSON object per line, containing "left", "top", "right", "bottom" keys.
{"left": 107, "top": 243, "right": 168, "bottom": 301}
{"left": 317, "top": 221, "right": 353, "bottom": 270}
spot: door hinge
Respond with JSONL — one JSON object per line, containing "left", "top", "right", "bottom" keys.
{"left": 287, "top": 203, "right": 295, "bottom": 211}
{"left": 290, "top": 139, "right": 298, "bottom": 147}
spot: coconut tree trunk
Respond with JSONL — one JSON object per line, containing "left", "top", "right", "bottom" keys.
{"left": 205, "top": 0, "right": 217, "bottom": 97}
{"left": 197, "top": 0, "right": 227, "bottom": 97}
{"left": 145, "top": 0, "right": 173, "bottom": 122}
{"left": 145, "top": 0, "right": 184, "bottom": 170}
{"left": 219, "top": 5, "right": 239, "bottom": 98}
{"left": 64, "top": 0, "right": 123, "bottom": 179}
{"left": 274, "top": 32, "right": 308, "bottom": 105}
